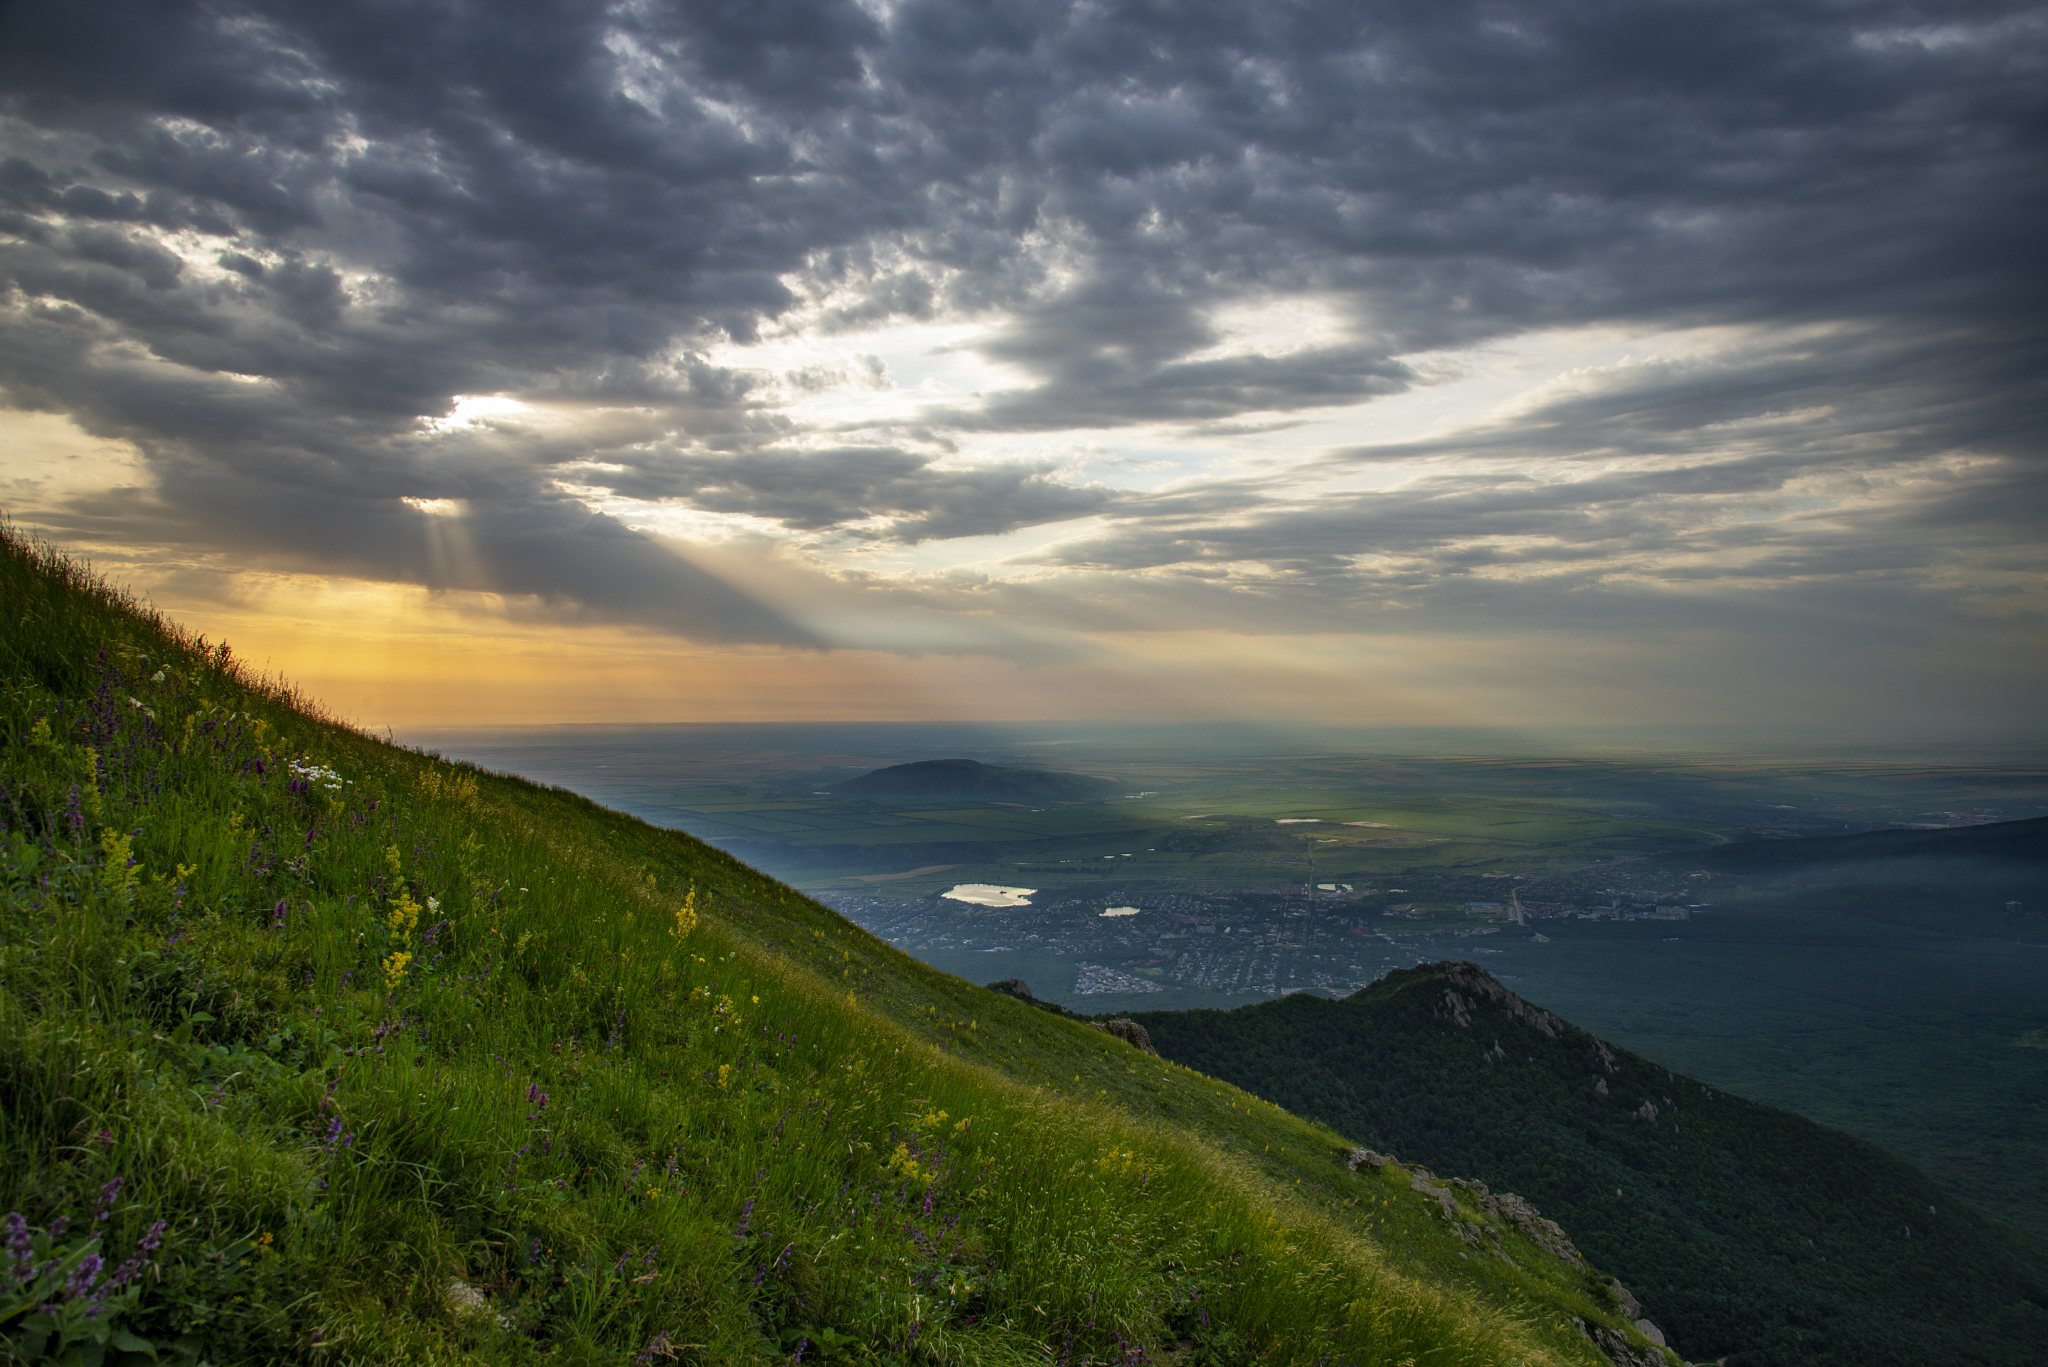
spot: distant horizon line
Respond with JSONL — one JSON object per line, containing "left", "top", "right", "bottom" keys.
{"left": 391, "top": 719, "right": 2048, "bottom": 757}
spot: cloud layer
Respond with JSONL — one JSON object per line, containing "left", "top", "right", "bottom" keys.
{"left": 1, "top": 0, "right": 2042, "bottom": 727}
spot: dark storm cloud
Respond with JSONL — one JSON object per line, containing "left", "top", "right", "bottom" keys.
{"left": 0, "top": 0, "right": 2041, "bottom": 639}
{"left": 584, "top": 444, "right": 1114, "bottom": 542}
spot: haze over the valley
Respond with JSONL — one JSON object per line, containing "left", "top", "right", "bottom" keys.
{"left": 2, "top": 0, "right": 2042, "bottom": 741}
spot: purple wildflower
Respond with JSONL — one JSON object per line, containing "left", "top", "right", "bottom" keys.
{"left": 104, "top": 1220, "right": 167, "bottom": 1292}
{"left": 62, "top": 1252, "right": 103, "bottom": 1300}
{"left": 6, "top": 1212, "right": 34, "bottom": 1285}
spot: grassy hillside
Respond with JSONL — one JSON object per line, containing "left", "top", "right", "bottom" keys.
{"left": 1128, "top": 964, "right": 2048, "bottom": 1367}
{"left": 0, "top": 525, "right": 1661, "bottom": 1365}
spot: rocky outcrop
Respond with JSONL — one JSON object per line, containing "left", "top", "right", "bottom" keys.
{"left": 1347, "top": 1150, "right": 1590, "bottom": 1270}
{"left": 1343, "top": 1144, "right": 1671, "bottom": 1363}
{"left": 1410, "top": 1168, "right": 1461, "bottom": 1220}
{"left": 1573, "top": 1318, "right": 1668, "bottom": 1367}
{"left": 1449, "top": 1176, "right": 1586, "bottom": 1267}
{"left": 1092, "top": 1018, "right": 1158, "bottom": 1054}
{"left": 1431, "top": 961, "right": 1565, "bottom": 1039}
{"left": 988, "top": 977, "right": 1034, "bottom": 999}
{"left": 1345, "top": 1147, "right": 1390, "bottom": 1172}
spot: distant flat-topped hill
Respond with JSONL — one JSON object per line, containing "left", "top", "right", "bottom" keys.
{"left": 833, "top": 757, "right": 1120, "bottom": 804}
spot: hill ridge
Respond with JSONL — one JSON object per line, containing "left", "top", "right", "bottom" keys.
{"left": 1127, "top": 959, "right": 2048, "bottom": 1367}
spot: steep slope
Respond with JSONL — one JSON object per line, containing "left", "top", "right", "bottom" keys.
{"left": 1128, "top": 964, "right": 2048, "bottom": 1367}
{"left": 0, "top": 527, "right": 1655, "bottom": 1366}
{"left": 832, "top": 759, "right": 1119, "bottom": 805}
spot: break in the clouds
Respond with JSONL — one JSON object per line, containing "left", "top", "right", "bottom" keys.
{"left": 0, "top": 0, "right": 2042, "bottom": 728}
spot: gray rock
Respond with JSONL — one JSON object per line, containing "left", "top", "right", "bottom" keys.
{"left": 1478, "top": 1188, "right": 1585, "bottom": 1266}
{"left": 1346, "top": 1147, "right": 1391, "bottom": 1172}
{"left": 1431, "top": 962, "right": 1566, "bottom": 1038}
{"left": 1091, "top": 1018, "right": 1158, "bottom": 1054}
{"left": 1410, "top": 1171, "right": 1460, "bottom": 1220}
{"left": 1573, "top": 1317, "right": 1667, "bottom": 1367}
{"left": 1633, "top": 1318, "right": 1667, "bottom": 1348}
{"left": 448, "top": 1278, "right": 512, "bottom": 1330}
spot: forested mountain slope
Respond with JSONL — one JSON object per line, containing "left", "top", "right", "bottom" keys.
{"left": 1130, "top": 964, "right": 2048, "bottom": 1367}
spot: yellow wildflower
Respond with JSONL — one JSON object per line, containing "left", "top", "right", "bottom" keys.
{"left": 887, "top": 1144, "right": 926, "bottom": 1184}
{"left": 80, "top": 747, "right": 102, "bottom": 818}
{"left": 384, "top": 845, "right": 422, "bottom": 941}
{"left": 97, "top": 827, "right": 141, "bottom": 898}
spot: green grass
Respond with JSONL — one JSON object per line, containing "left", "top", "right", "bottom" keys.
{"left": 0, "top": 525, "right": 1650, "bottom": 1365}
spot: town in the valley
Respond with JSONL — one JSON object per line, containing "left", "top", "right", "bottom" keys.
{"left": 817, "top": 861, "right": 1718, "bottom": 1003}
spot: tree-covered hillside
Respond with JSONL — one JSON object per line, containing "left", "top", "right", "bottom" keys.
{"left": 0, "top": 525, "right": 1662, "bottom": 1365}
{"left": 1129, "top": 964, "right": 2048, "bottom": 1367}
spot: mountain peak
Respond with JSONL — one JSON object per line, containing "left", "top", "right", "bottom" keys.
{"left": 1363, "top": 960, "right": 1570, "bottom": 1041}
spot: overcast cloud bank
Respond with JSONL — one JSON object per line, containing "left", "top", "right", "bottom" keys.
{"left": 1, "top": 0, "right": 2042, "bottom": 729}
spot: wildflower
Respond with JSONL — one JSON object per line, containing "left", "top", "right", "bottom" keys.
{"left": 887, "top": 1144, "right": 927, "bottom": 1184}
{"left": 383, "top": 950, "right": 413, "bottom": 989}
{"left": 6, "top": 1212, "right": 34, "bottom": 1285}
{"left": 80, "top": 748, "right": 103, "bottom": 819}
{"left": 671, "top": 885, "right": 698, "bottom": 941}
{"left": 384, "top": 846, "right": 422, "bottom": 940}
{"left": 716, "top": 1064, "right": 731, "bottom": 1090}
{"left": 62, "top": 1252, "right": 104, "bottom": 1301}
{"left": 93, "top": 1178, "right": 122, "bottom": 1223}
{"left": 97, "top": 828, "right": 141, "bottom": 898}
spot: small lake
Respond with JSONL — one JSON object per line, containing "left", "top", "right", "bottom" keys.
{"left": 941, "top": 884, "right": 1037, "bottom": 907}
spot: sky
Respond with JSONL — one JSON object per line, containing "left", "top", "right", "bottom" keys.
{"left": 0, "top": 0, "right": 2042, "bottom": 737}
